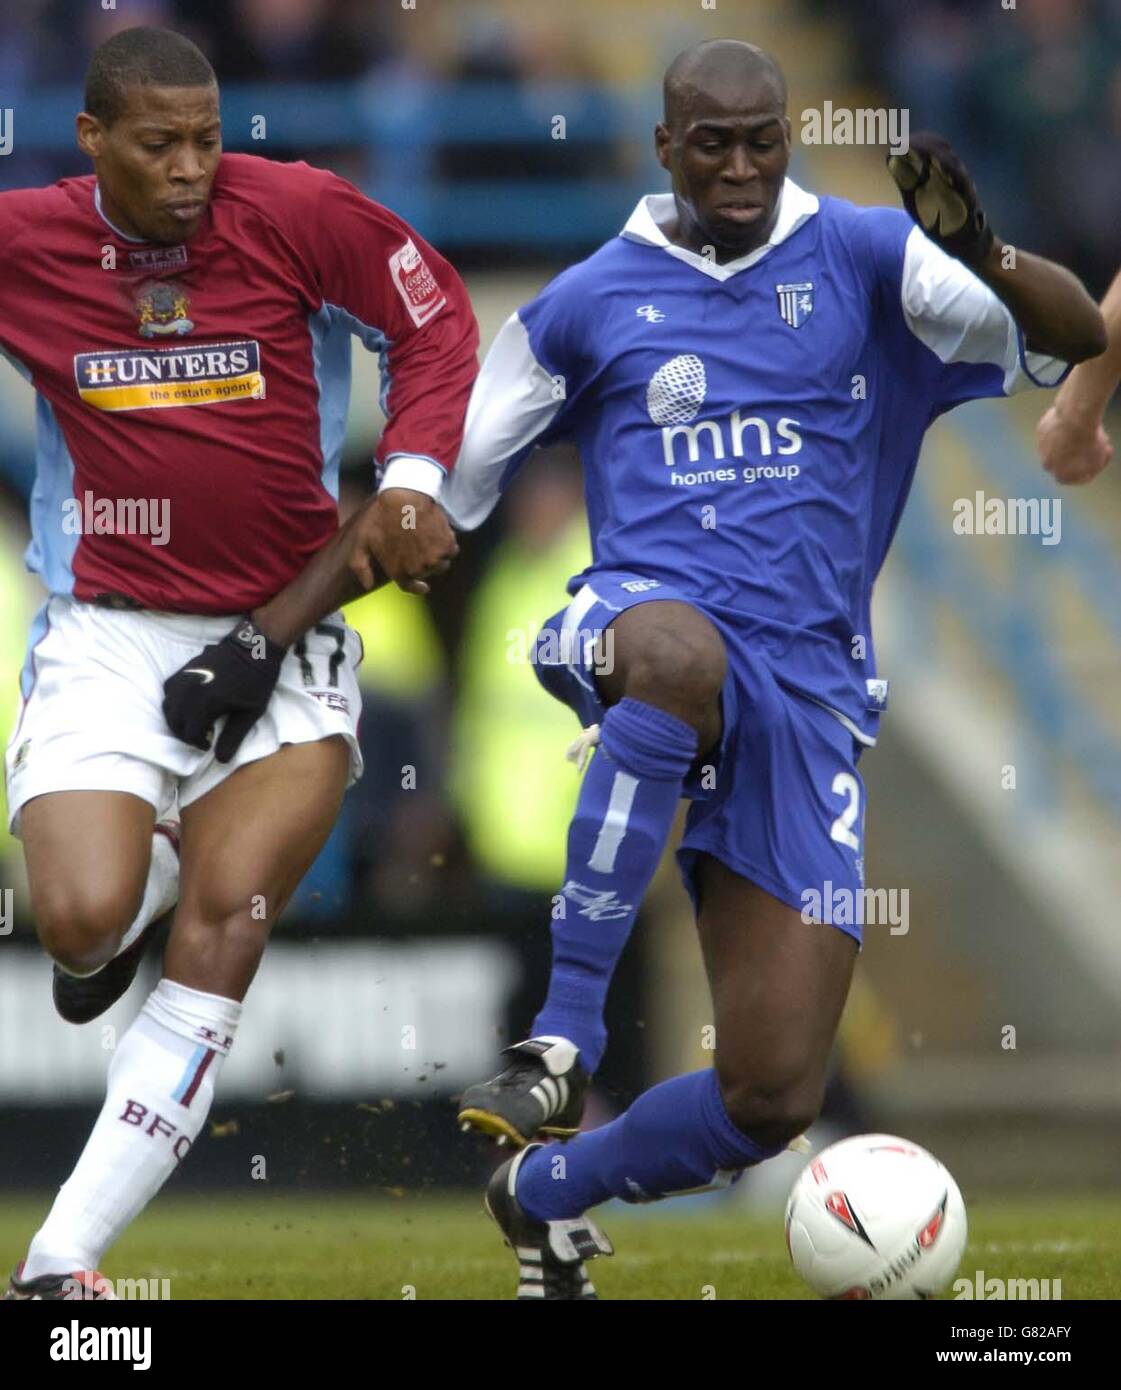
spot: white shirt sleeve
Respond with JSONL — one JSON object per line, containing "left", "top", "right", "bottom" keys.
{"left": 900, "top": 226, "right": 1069, "bottom": 394}
{"left": 377, "top": 455, "right": 446, "bottom": 499}
{"left": 439, "top": 311, "right": 566, "bottom": 530}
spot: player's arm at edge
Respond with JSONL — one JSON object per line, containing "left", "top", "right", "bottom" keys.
{"left": 974, "top": 240, "right": 1106, "bottom": 367}
{"left": 1036, "top": 267, "right": 1121, "bottom": 485}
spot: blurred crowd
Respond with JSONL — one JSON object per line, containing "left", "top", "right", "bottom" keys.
{"left": 0, "top": 0, "right": 628, "bottom": 229}
{"left": 4, "top": 0, "right": 1117, "bottom": 292}
{"left": 822, "top": 0, "right": 1121, "bottom": 297}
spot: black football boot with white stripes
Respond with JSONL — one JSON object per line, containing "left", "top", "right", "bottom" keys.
{"left": 485, "top": 1144, "right": 613, "bottom": 1299}
{"left": 457, "top": 1036, "right": 589, "bottom": 1148}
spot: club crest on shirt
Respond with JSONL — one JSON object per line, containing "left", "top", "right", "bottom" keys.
{"left": 135, "top": 279, "right": 194, "bottom": 338}
{"left": 776, "top": 281, "right": 814, "bottom": 329}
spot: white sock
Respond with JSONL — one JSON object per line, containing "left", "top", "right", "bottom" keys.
{"left": 23, "top": 978, "right": 240, "bottom": 1278}
{"left": 116, "top": 827, "right": 179, "bottom": 957}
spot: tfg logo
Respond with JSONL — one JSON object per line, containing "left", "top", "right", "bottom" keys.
{"left": 646, "top": 355, "right": 803, "bottom": 468}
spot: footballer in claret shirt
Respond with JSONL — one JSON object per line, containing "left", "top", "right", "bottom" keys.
{"left": 2, "top": 25, "right": 477, "bottom": 1301}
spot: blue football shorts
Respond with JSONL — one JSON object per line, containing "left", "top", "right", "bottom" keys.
{"left": 531, "top": 568, "right": 868, "bottom": 943}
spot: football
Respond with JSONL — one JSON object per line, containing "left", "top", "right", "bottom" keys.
{"left": 784, "top": 1133, "right": 967, "bottom": 1299}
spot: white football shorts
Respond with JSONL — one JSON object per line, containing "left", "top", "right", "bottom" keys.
{"left": 4, "top": 595, "right": 364, "bottom": 834}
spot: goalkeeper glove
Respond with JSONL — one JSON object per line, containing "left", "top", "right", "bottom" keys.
{"left": 162, "top": 616, "right": 286, "bottom": 763}
{"left": 886, "top": 132, "right": 994, "bottom": 268}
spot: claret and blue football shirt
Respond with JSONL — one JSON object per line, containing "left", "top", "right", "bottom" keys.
{"left": 0, "top": 154, "right": 479, "bottom": 614}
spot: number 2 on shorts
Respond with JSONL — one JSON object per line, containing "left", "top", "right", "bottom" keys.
{"left": 829, "top": 771, "right": 861, "bottom": 851}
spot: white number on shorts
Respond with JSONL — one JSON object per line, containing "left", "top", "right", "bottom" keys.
{"left": 829, "top": 772, "right": 861, "bottom": 851}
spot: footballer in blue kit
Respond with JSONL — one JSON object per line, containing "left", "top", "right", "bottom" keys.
{"left": 441, "top": 38, "right": 1105, "bottom": 1297}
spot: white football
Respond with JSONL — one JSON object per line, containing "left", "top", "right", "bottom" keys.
{"left": 784, "top": 1133, "right": 967, "bottom": 1299}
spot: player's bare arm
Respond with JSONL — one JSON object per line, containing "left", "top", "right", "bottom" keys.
{"left": 256, "top": 483, "right": 456, "bottom": 645}
{"left": 164, "top": 480, "right": 460, "bottom": 760}
{"left": 250, "top": 499, "right": 385, "bottom": 647}
{"left": 1036, "top": 266, "right": 1121, "bottom": 484}
{"left": 976, "top": 242, "right": 1105, "bottom": 363}
{"left": 161, "top": 504, "right": 385, "bottom": 760}
{"left": 887, "top": 132, "right": 1105, "bottom": 365}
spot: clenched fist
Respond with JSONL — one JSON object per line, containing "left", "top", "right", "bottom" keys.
{"left": 1036, "top": 403, "right": 1113, "bottom": 486}
{"left": 350, "top": 488, "right": 458, "bottom": 595}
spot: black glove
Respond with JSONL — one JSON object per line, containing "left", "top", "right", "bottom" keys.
{"left": 162, "top": 616, "right": 286, "bottom": 763}
{"left": 886, "top": 132, "right": 994, "bottom": 267}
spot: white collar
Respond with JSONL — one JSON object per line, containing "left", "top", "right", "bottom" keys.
{"left": 93, "top": 183, "right": 148, "bottom": 244}
{"left": 620, "top": 177, "right": 819, "bottom": 280}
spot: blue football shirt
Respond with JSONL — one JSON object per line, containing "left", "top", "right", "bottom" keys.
{"left": 441, "top": 179, "right": 1068, "bottom": 742}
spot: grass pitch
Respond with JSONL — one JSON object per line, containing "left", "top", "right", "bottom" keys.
{"left": 1, "top": 1191, "right": 1119, "bottom": 1299}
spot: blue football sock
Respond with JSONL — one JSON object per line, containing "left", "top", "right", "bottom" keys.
{"left": 515, "top": 1069, "right": 784, "bottom": 1221}
{"left": 531, "top": 697, "right": 698, "bottom": 1072}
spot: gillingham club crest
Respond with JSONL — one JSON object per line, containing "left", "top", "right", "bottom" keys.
{"left": 776, "top": 281, "right": 814, "bottom": 329}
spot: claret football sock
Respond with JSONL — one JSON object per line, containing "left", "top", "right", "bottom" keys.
{"left": 532, "top": 697, "right": 698, "bottom": 1073}
{"left": 21, "top": 978, "right": 239, "bottom": 1279}
{"left": 513, "top": 1068, "right": 785, "bottom": 1221}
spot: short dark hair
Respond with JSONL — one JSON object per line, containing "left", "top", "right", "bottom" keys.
{"left": 84, "top": 26, "right": 216, "bottom": 126}
{"left": 663, "top": 39, "right": 787, "bottom": 125}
